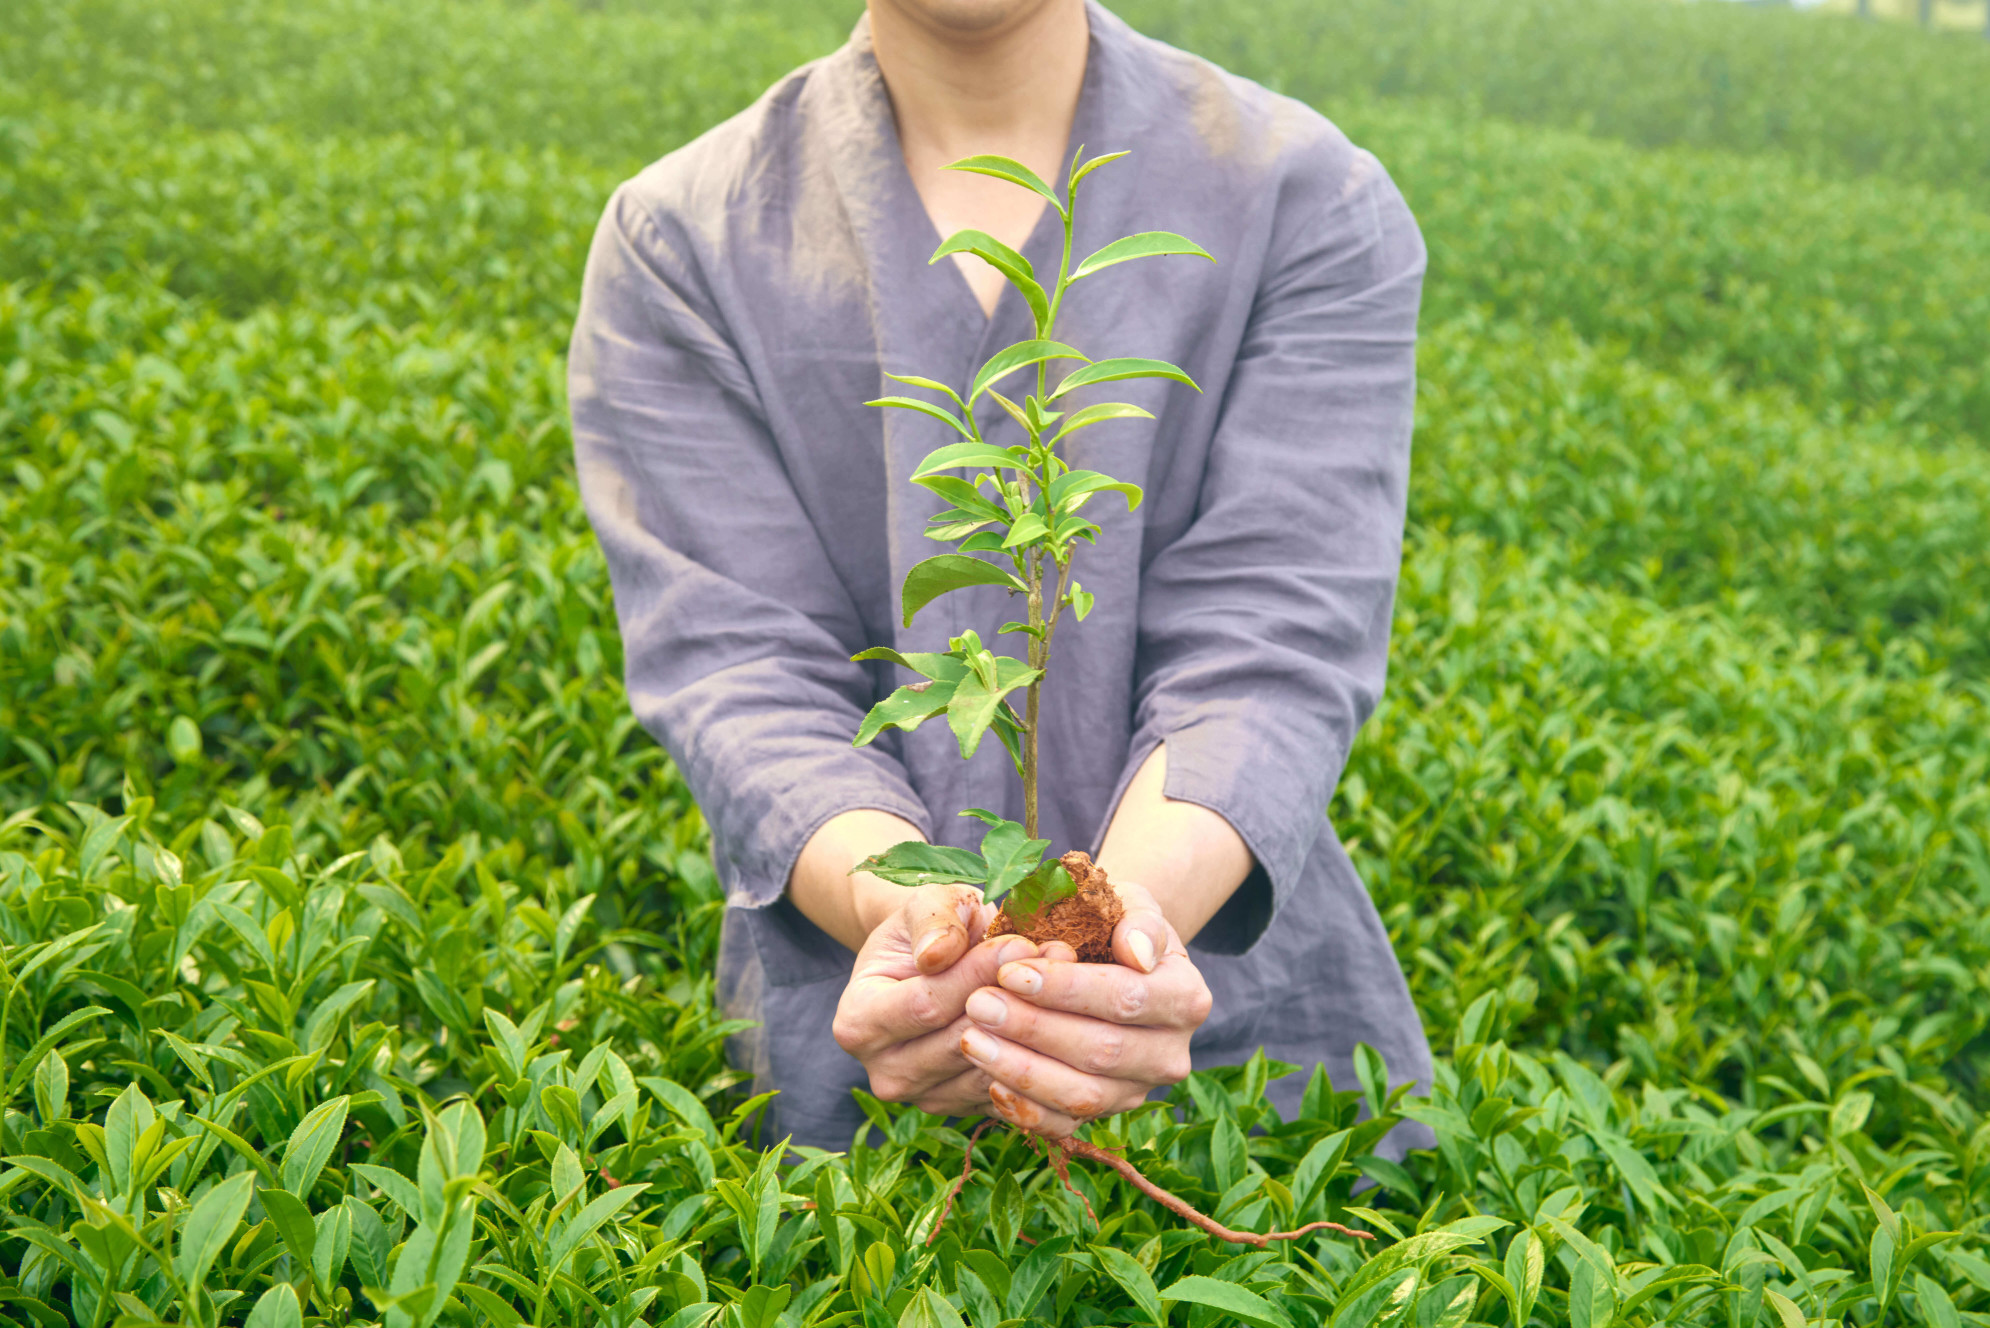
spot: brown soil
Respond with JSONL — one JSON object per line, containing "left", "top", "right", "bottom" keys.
{"left": 989, "top": 851, "right": 1124, "bottom": 963}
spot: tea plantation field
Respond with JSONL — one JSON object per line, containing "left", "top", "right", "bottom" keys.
{"left": 4, "top": 1, "right": 1989, "bottom": 1326}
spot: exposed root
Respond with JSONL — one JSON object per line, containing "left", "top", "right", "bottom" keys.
{"left": 928, "top": 1117, "right": 1375, "bottom": 1250}
{"left": 926, "top": 1119, "right": 997, "bottom": 1246}
{"left": 1030, "top": 1132, "right": 1100, "bottom": 1229}
{"left": 1053, "top": 1136, "right": 1375, "bottom": 1248}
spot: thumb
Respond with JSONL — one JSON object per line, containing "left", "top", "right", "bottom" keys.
{"left": 1110, "top": 880, "right": 1171, "bottom": 974}
{"left": 906, "top": 883, "right": 983, "bottom": 975}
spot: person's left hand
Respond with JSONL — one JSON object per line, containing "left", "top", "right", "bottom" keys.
{"left": 955, "top": 882, "right": 1212, "bottom": 1137}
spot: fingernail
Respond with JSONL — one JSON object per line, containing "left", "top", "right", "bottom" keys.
{"left": 960, "top": 1028, "right": 998, "bottom": 1062}
{"left": 913, "top": 932, "right": 944, "bottom": 966}
{"left": 999, "top": 963, "right": 1043, "bottom": 996}
{"left": 1128, "top": 930, "right": 1156, "bottom": 973}
{"left": 995, "top": 938, "right": 1035, "bottom": 965}
{"left": 966, "top": 989, "right": 1007, "bottom": 1027}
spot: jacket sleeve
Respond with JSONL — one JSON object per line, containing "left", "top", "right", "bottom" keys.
{"left": 569, "top": 185, "right": 930, "bottom": 909}
{"left": 1130, "top": 146, "right": 1426, "bottom": 911}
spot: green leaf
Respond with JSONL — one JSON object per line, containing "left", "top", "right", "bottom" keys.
{"left": 1354, "top": 1042, "right": 1390, "bottom": 1119}
{"left": 1414, "top": 1276, "right": 1478, "bottom": 1328}
{"left": 911, "top": 440, "right": 1028, "bottom": 479}
{"left": 548, "top": 1183, "right": 648, "bottom": 1275}
{"left": 244, "top": 1284, "right": 303, "bottom": 1328}
{"left": 945, "top": 655, "right": 1038, "bottom": 759}
{"left": 1052, "top": 357, "right": 1200, "bottom": 399}
{"left": 969, "top": 340, "right": 1089, "bottom": 405}
{"left": 1070, "top": 230, "right": 1215, "bottom": 281}
{"left": 1004, "top": 857, "right": 1076, "bottom": 929}
{"left": 1331, "top": 1267, "right": 1419, "bottom": 1328}
{"left": 32, "top": 1050, "right": 67, "bottom": 1124}
{"left": 867, "top": 395, "right": 973, "bottom": 439}
{"left": 931, "top": 230, "right": 1052, "bottom": 331}
{"left": 853, "top": 842, "right": 990, "bottom": 888}
{"left": 1161, "top": 1275, "right": 1294, "bottom": 1328}
{"left": 1872, "top": 1224, "right": 1897, "bottom": 1311}
{"left": 883, "top": 371, "right": 967, "bottom": 410}
{"left": 1504, "top": 1230, "right": 1544, "bottom": 1327}
{"left": 167, "top": 714, "right": 204, "bottom": 764}
{"left": 854, "top": 678, "right": 959, "bottom": 748}
{"left": 1068, "top": 148, "right": 1130, "bottom": 193}
{"left": 851, "top": 647, "right": 969, "bottom": 681}
{"left": 313, "top": 1201, "right": 353, "bottom": 1293}
{"left": 1070, "top": 586, "right": 1095, "bottom": 620}
{"left": 1047, "top": 400, "right": 1154, "bottom": 445}
{"left": 262, "top": 1185, "right": 319, "bottom": 1280}
{"left": 1764, "top": 1291, "right": 1807, "bottom": 1328}
{"left": 970, "top": 815, "right": 1051, "bottom": 898}
{"left": 1094, "top": 1245, "right": 1166, "bottom": 1328}
{"left": 945, "top": 154, "right": 1065, "bottom": 216}
{"left": 1001, "top": 513, "right": 1050, "bottom": 548}
{"left": 896, "top": 1287, "right": 966, "bottom": 1328}
{"left": 176, "top": 1170, "right": 255, "bottom": 1290}
{"left": 1569, "top": 1256, "right": 1617, "bottom": 1328}
{"left": 1048, "top": 469, "right": 1144, "bottom": 514}
{"left": 913, "top": 474, "right": 1008, "bottom": 522}
{"left": 900, "top": 554, "right": 1027, "bottom": 627}
{"left": 1915, "top": 1274, "right": 1962, "bottom": 1328}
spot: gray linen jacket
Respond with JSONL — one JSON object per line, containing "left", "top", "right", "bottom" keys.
{"left": 570, "top": 2, "right": 1435, "bottom": 1153}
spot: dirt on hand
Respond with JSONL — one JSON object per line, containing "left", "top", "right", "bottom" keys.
{"left": 989, "top": 850, "right": 1125, "bottom": 963}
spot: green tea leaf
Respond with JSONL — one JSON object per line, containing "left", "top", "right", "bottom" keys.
{"left": 931, "top": 229, "right": 1051, "bottom": 331}
{"left": 852, "top": 842, "right": 990, "bottom": 888}
{"left": 176, "top": 1170, "right": 256, "bottom": 1290}
{"left": 1070, "top": 230, "right": 1215, "bottom": 281}
{"left": 1162, "top": 1275, "right": 1295, "bottom": 1328}
{"left": 900, "top": 554, "right": 1028, "bottom": 627}
{"left": 1051, "top": 357, "right": 1200, "bottom": 399}
{"left": 854, "top": 678, "right": 959, "bottom": 747}
{"left": 1004, "top": 857, "right": 1076, "bottom": 929}
{"left": 867, "top": 395, "right": 974, "bottom": 440}
{"left": 944, "top": 154, "right": 1065, "bottom": 216}
{"left": 969, "top": 339, "right": 1089, "bottom": 405}
{"left": 911, "top": 440, "right": 1029, "bottom": 479}
{"left": 1048, "top": 468, "right": 1144, "bottom": 514}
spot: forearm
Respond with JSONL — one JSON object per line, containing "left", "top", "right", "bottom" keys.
{"left": 787, "top": 809, "right": 929, "bottom": 951}
{"left": 1095, "top": 744, "right": 1253, "bottom": 944}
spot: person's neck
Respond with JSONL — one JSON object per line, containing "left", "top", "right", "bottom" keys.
{"left": 868, "top": 0, "right": 1090, "bottom": 315}
{"left": 869, "top": 0, "right": 1088, "bottom": 168}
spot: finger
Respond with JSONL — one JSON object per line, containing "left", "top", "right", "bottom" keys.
{"left": 996, "top": 951, "right": 1212, "bottom": 1029}
{"left": 987, "top": 1080, "right": 1083, "bottom": 1139}
{"left": 958, "top": 1026, "right": 1145, "bottom": 1123}
{"left": 837, "top": 935, "right": 1041, "bottom": 1055}
{"left": 964, "top": 987, "right": 1191, "bottom": 1086}
{"left": 1108, "top": 881, "right": 1170, "bottom": 974}
{"left": 909, "top": 1065, "right": 995, "bottom": 1117}
{"left": 1039, "top": 939, "right": 1079, "bottom": 963}
{"left": 907, "top": 883, "right": 984, "bottom": 974}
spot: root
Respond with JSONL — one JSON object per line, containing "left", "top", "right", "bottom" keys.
{"left": 929, "top": 1118, "right": 1375, "bottom": 1249}
{"left": 1053, "top": 1136, "right": 1375, "bottom": 1248}
{"left": 926, "top": 1119, "right": 998, "bottom": 1246}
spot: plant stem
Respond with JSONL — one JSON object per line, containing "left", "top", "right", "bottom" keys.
{"left": 1023, "top": 547, "right": 1044, "bottom": 838}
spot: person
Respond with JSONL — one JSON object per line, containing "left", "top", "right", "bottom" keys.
{"left": 569, "top": 0, "right": 1435, "bottom": 1152}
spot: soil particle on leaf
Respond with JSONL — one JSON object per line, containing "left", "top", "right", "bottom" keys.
{"left": 990, "top": 850, "right": 1124, "bottom": 963}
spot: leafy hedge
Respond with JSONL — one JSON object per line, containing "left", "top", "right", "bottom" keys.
{"left": 5, "top": 807, "right": 1988, "bottom": 1328}
{"left": 1116, "top": 0, "right": 1990, "bottom": 203}
{"left": 7, "top": 0, "right": 1990, "bottom": 1325}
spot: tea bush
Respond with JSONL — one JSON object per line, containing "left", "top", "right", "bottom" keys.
{"left": 7, "top": 0, "right": 1990, "bottom": 1325}
{"left": 1115, "top": 0, "right": 1990, "bottom": 203}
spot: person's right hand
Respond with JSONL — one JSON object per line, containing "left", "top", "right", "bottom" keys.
{"left": 831, "top": 883, "right": 1041, "bottom": 1115}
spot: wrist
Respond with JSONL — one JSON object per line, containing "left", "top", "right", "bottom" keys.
{"left": 848, "top": 871, "right": 908, "bottom": 939}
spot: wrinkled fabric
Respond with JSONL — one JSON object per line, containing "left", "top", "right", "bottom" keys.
{"left": 570, "top": 1, "right": 1434, "bottom": 1152}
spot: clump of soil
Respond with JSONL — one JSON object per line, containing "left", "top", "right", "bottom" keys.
{"left": 989, "top": 850, "right": 1124, "bottom": 963}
